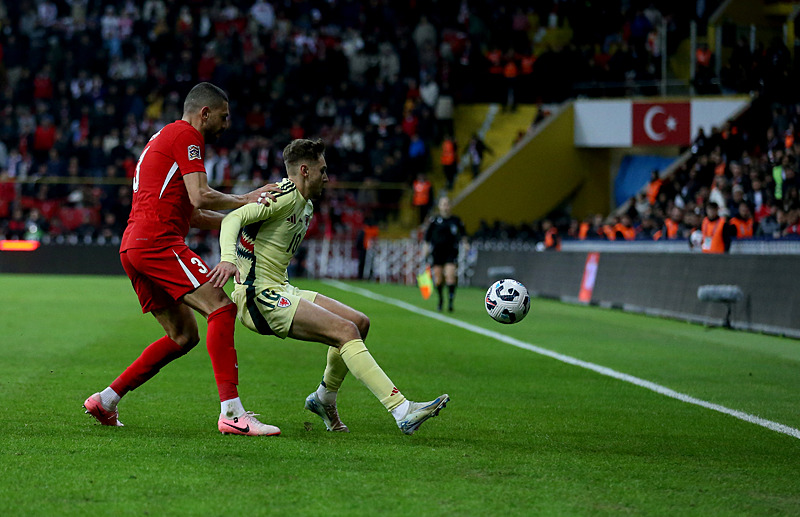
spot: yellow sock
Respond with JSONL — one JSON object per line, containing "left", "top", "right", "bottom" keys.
{"left": 339, "top": 339, "right": 406, "bottom": 411}
{"left": 322, "top": 346, "right": 348, "bottom": 392}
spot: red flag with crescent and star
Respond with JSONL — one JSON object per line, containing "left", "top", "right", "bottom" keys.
{"left": 632, "top": 102, "right": 691, "bottom": 146}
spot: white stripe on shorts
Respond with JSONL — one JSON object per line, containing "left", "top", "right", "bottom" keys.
{"left": 173, "top": 249, "right": 200, "bottom": 288}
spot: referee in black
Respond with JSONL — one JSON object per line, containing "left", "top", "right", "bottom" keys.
{"left": 423, "top": 196, "right": 469, "bottom": 312}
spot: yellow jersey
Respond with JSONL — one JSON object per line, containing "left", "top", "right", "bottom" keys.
{"left": 219, "top": 178, "right": 313, "bottom": 288}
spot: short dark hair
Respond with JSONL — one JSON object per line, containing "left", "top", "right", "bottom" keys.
{"left": 183, "top": 83, "right": 229, "bottom": 114}
{"left": 283, "top": 138, "right": 326, "bottom": 168}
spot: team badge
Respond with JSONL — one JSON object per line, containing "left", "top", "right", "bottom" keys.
{"left": 187, "top": 144, "right": 202, "bottom": 160}
{"left": 277, "top": 297, "right": 292, "bottom": 308}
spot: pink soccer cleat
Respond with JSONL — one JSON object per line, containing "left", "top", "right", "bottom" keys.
{"left": 218, "top": 412, "right": 281, "bottom": 436}
{"left": 83, "top": 393, "right": 123, "bottom": 427}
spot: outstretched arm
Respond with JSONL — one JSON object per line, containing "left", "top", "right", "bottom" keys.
{"left": 183, "top": 172, "right": 281, "bottom": 210}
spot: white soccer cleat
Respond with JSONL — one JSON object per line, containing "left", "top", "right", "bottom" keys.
{"left": 396, "top": 394, "right": 449, "bottom": 435}
{"left": 305, "top": 392, "right": 349, "bottom": 432}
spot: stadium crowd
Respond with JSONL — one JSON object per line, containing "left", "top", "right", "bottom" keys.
{"left": 478, "top": 93, "right": 800, "bottom": 250}
{"left": 0, "top": 0, "right": 772, "bottom": 252}
{"left": 471, "top": 8, "right": 800, "bottom": 250}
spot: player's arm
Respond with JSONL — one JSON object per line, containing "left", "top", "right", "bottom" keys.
{"left": 183, "top": 171, "right": 280, "bottom": 210}
{"left": 190, "top": 208, "right": 224, "bottom": 230}
{"left": 207, "top": 202, "right": 279, "bottom": 287}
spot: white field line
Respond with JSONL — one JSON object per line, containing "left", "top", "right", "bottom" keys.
{"left": 325, "top": 280, "right": 800, "bottom": 441}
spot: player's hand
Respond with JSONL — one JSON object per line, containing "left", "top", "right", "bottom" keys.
{"left": 208, "top": 261, "right": 240, "bottom": 288}
{"left": 247, "top": 183, "right": 282, "bottom": 206}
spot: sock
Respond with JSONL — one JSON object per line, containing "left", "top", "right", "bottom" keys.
{"left": 391, "top": 400, "right": 410, "bottom": 421}
{"left": 448, "top": 284, "right": 456, "bottom": 308}
{"left": 339, "top": 339, "right": 406, "bottom": 412}
{"left": 320, "top": 346, "right": 348, "bottom": 401}
{"left": 316, "top": 383, "right": 337, "bottom": 405}
{"left": 221, "top": 397, "right": 246, "bottom": 419}
{"left": 207, "top": 304, "right": 239, "bottom": 402}
{"left": 100, "top": 387, "right": 121, "bottom": 411}
{"left": 110, "top": 335, "right": 187, "bottom": 397}
{"left": 437, "top": 284, "right": 444, "bottom": 308}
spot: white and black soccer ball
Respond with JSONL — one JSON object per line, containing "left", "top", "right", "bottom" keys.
{"left": 485, "top": 279, "right": 530, "bottom": 324}
{"left": 689, "top": 230, "right": 703, "bottom": 249}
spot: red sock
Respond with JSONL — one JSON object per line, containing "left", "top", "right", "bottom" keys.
{"left": 110, "top": 335, "right": 187, "bottom": 397}
{"left": 207, "top": 304, "right": 239, "bottom": 402}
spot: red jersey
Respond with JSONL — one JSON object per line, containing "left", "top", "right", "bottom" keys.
{"left": 121, "top": 120, "right": 207, "bottom": 251}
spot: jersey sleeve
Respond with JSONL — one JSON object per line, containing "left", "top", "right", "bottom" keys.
{"left": 218, "top": 194, "right": 294, "bottom": 263}
{"left": 172, "top": 128, "right": 207, "bottom": 176}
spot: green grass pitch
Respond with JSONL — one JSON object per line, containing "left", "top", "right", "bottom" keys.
{"left": 2, "top": 274, "right": 800, "bottom": 515}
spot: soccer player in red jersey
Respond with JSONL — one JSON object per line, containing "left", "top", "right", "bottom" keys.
{"left": 84, "top": 83, "right": 282, "bottom": 436}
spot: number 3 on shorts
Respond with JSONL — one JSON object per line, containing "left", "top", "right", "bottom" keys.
{"left": 191, "top": 257, "right": 208, "bottom": 274}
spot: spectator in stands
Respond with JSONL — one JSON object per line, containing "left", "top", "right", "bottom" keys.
{"left": 729, "top": 202, "right": 755, "bottom": 239}
{"left": 356, "top": 219, "right": 380, "bottom": 280}
{"left": 647, "top": 169, "right": 663, "bottom": 205}
{"left": 637, "top": 216, "right": 660, "bottom": 240}
{"left": 582, "top": 214, "right": 606, "bottom": 240}
{"left": 700, "top": 202, "right": 733, "bottom": 253}
{"left": 6, "top": 206, "right": 26, "bottom": 239}
{"left": 412, "top": 172, "right": 433, "bottom": 225}
{"left": 615, "top": 214, "right": 637, "bottom": 241}
{"left": 655, "top": 206, "right": 686, "bottom": 240}
{"left": 2, "top": 0, "right": 800, "bottom": 252}
{"left": 541, "top": 219, "right": 560, "bottom": 250}
{"left": 783, "top": 209, "right": 800, "bottom": 237}
{"left": 440, "top": 134, "right": 458, "bottom": 190}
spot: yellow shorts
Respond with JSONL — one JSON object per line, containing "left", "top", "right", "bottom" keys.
{"left": 231, "top": 283, "right": 317, "bottom": 339}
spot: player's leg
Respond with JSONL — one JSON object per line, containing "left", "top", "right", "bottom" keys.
{"left": 84, "top": 251, "right": 200, "bottom": 426}
{"left": 314, "top": 294, "right": 370, "bottom": 338}
{"left": 432, "top": 263, "right": 445, "bottom": 311}
{"left": 182, "top": 283, "right": 280, "bottom": 436}
{"left": 302, "top": 294, "right": 369, "bottom": 432}
{"left": 84, "top": 303, "right": 198, "bottom": 427}
{"left": 313, "top": 294, "right": 369, "bottom": 396}
{"left": 290, "top": 299, "right": 448, "bottom": 434}
{"left": 113, "top": 303, "right": 199, "bottom": 397}
{"left": 444, "top": 262, "right": 457, "bottom": 312}
{"left": 182, "top": 282, "right": 239, "bottom": 406}
{"left": 289, "top": 298, "right": 405, "bottom": 410}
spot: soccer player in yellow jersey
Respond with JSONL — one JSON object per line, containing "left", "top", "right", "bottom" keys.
{"left": 208, "top": 138, "right": 448, "bottom": 435}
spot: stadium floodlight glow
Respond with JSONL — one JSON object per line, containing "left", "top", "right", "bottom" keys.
{"left": 0, "top": 240, "right": 41, "bottom": 251}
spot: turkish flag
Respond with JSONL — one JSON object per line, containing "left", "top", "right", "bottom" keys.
{"left": 632, "top": 102, "right": 691, "bottom": 146}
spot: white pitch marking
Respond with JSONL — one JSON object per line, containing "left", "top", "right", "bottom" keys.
{"left": 324, "top": 280, "right": 800, "bottom": 441}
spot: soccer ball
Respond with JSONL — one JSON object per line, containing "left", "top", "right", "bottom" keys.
{"left": 690, "top": 230, "right": 703, "bottom": 249}
{"left": 485, "top": 279, "right": 530, "bottom": 324}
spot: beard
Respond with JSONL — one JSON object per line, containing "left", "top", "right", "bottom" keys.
{"left": 205, "top": 129, "right": 222, "bottom": 144}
